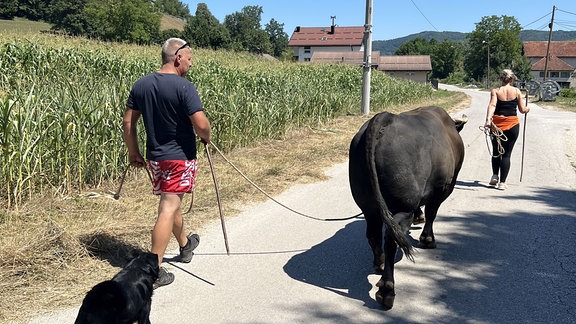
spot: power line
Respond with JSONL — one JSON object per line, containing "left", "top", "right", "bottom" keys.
{"left": 522, "top": 12, "right": 551, "bottom": 29}
{"left": 409, "top": 0, "right": 439, "bottom": 32}
{"left": 521, "top": 7, "right": 576, "bottom": 32}
{"left": 556, "top": 8, "right": 576, "bottom": 17}
{"left": 554, "top": 21, "right": 576, "bottom": 31}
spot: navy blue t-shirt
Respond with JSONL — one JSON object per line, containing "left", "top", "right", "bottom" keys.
{"left": 127, "top": 73, "right": 203, "bottom": 160}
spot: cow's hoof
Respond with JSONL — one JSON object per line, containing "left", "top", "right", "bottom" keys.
{"left": 419, "top": 236, "right": 437, "bottom": 249}
{"left": 375, "top": 289, "right": 395, "bottom": 310}
{"left": 412, "top": 215, "right": 425, "bottom": 225}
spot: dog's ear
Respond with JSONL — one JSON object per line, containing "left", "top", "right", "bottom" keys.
{"left": 146, "top": 252, "right": 159, "bottom": 275}
{"left": 147, "top": 252, "right": 159, "bottom": 266}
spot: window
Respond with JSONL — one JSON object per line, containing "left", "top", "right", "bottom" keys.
{"left": 304, "top": 46, "right": 311, "bottom": 54}
{"left": 560, "top": 72, "right": 570, "bottom": 78}
{"left": 550, "top": 71, "right": 559, "bottom": 78}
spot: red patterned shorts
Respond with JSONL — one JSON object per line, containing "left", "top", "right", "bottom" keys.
{"left": 147, "top": 160, "right": 198, "bottom": 195}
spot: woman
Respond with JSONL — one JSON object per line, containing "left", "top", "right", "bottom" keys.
{"left": 484, "top": 69, "right": 530, "bottom": 190}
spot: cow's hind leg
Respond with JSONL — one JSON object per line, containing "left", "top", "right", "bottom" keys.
{"left": 419, "top": 202, "right": 440, "bottom": 249}
{"left": 375, "top": 211, "right": 412, "bottom": 310}
{"left": 365, "top": 211, "right": 384, "bottom": 272}
{"left": 375, "top": 227, "right": 398, "bottom": 310}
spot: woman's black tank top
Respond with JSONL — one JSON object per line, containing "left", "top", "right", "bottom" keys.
{"left": 494, "top": 98, "right": 518, "bottom": 116}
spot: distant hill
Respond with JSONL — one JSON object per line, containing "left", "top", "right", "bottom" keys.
{"left": 373, "top": 30, "right": 576, "bottom": 55}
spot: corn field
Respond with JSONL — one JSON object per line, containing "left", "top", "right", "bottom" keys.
{"left": 0, "top": 34, "right": 433, "bottom": 208}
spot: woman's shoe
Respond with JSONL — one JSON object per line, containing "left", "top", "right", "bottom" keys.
{"left": 489, "top": 175, "right": 499, "bottom": 186}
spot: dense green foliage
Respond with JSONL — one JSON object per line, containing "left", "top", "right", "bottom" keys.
{"left": 1, "top": 1, "right": 290, "bottom": 57}
{"left": 0, "top": 34, "right": 433, "bottom": 207}
{"left": 83, "top": 0, "right": 162, "bottom": 44}
{"left": 395, "top": 38, "right": 465, "bottom": 79}
{"left": 184, "top": 3, "right": 231, "bottom": 50}
{"left": 154, "top": 0, "right": 190, "bottom": 19}
{"left": 386, "top": 16, "right": 543, "bottom": 85}
{"left": 560, "top": 87, "right": 576, "bottom": 98}
{"left": 465, "top": 15, "right": 532, "bottom": 84}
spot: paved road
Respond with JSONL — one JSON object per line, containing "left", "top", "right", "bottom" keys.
{"left": 32, "top": 85, "right": 576, "bottom": 323}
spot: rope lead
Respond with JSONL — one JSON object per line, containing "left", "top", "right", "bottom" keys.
{"left": 207, "top": 142, "right": 363, "bottom": 222}
{"left": 480, "top": 122, "right": 508, "bottom": 158}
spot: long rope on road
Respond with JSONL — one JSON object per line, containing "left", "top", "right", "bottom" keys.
{"left": 206, "top": 142, "right": 363, "bottom": 222}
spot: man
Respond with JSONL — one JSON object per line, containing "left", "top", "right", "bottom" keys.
{"left": 122, "top": 38, "right": 211, "bottom": 288}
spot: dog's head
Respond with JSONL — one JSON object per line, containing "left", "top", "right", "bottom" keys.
{"left": 125, "top": 251, "right": 159, "bottom": 280}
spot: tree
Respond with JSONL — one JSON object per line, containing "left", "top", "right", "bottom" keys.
{"left": 12, "top": 0, "right": 51, "bottom": 20}
{"left": 265, "top": 18, "right": 288, "bottom": 57}
{"left": 465, "top": 15, "right": 531, "bottom": 84}
{"left": 224, "top": 5, "right": 272, "bottom": 54}
{"left": 0, "top": 0, "right": 18, "bottom": 19}
{"left": 395, "top": 38, "right": 463, "bottom": 80}
{"left": 154, "top": 0, "right": 190, "bottom": 19}
{"left": 432, "top": 40, "right": 464, "bottom": 79}
{"left": 184, "top": 3, "right": 230, "bottom": 49}
{"left": 83, "top": 0, "right": 161, "bottom": 44}
{"left": 45, "top": 0, "right": 90, "bottom": 35}
{"left": 395, "top": 37, "right": 431, "bottom": 55}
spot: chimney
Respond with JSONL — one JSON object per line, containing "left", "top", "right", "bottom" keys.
{"left": 295, "top": 26, "right": 300, "bottom": 32}
{"left": 330, "top": 16, "right": 336, "bottom": 34}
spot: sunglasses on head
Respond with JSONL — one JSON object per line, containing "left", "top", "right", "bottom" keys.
{"left": 175, "top": 42, "right": 190, "bottom": 55}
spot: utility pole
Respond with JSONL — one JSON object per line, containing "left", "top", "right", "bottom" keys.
{"left": 543, "top": 5, "right": 555, "bottom": 82}
{"left": 482, "top": 40, "right": 490, "bottom": 89}
{"left": 361, "top": 0, "right": 373, "bottom": 115}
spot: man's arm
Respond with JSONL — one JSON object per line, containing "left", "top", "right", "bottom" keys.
{"left": 189, "top": 111, "right": 211, "bottom": 144}
{"left": 122, "top": 108, "right": 145, "bottom": 167}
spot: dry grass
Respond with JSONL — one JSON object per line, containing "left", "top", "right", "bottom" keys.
{"left": 0, "top": 18, "right": 51, "bottom": 33}
{"left": 536, "top": 96, "right": 576, "bottom": 113}
{"left": 0, "top": 92, "right": 470, "bottom": 323}
{"left": 160, "top": 15, "right": 186, "bottom": 31}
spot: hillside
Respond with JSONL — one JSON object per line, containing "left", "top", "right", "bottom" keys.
{"left": 373, "top": 30, "right": 576, "bottom": 55}
{"left": 160, "top": 14, "right": 186, "bottom": 31}
{"left": 0, "top": 15, "right": 185, "bottom": 33}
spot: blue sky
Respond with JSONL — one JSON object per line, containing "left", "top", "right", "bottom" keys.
{"left": 181, "top": 1, "right": 576, "bottom": 41}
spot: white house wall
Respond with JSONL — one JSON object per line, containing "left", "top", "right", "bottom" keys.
{"left": 293, "top": 45, "right": 364, "bottom": 62}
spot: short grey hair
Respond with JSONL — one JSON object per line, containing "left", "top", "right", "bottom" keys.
{"left": 161, "top": 38, "right": 187, "bottom": 64}
{"left": 500, "top": 69, "right": 517, "bottom": 83}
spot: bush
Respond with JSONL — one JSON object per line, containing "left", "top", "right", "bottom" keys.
{"left": 559, "top": 87, "right": 576, "bottom": 98}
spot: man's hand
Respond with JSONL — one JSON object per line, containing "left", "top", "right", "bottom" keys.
{"left": 129, "top": 153, "right": 146, "bottom": 167}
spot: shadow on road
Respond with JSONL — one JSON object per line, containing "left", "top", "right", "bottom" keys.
{"left": 283, "top": 220, "right": 381, "bottom": 308}
{"left": 283, "top": 186, "right": 575, "bottom": 323}
{"left": 78, "top": 232, "right": 144, "bottom": 268}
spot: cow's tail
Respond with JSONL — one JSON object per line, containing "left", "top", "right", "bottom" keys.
{"left": 365, "top": 113, "right": 414, "bottom": 261}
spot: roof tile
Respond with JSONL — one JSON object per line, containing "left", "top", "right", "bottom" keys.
{"left": 523, "top": 41, "right": 576, "bottom": 58}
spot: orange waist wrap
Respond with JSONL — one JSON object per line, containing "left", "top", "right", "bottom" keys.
{"left": 492, "top": 115, "right": 519, "bottom": 131}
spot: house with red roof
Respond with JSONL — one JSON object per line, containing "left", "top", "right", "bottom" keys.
{"left": 288, "top": 24, "right": 365, "bottom": 62}
{"left": 288, "top": 22, "right": 432, "bottom": 83}
{"left": 523, "top": 41, "right": 576, "bottom": 88}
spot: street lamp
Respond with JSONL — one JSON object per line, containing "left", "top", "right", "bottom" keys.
{"left": 482, "top": 40, "right": 490, "bottom": 89}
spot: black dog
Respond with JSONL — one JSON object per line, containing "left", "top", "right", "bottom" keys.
{"left": 75, "top": 252, "right": 159, "bottom": 324}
